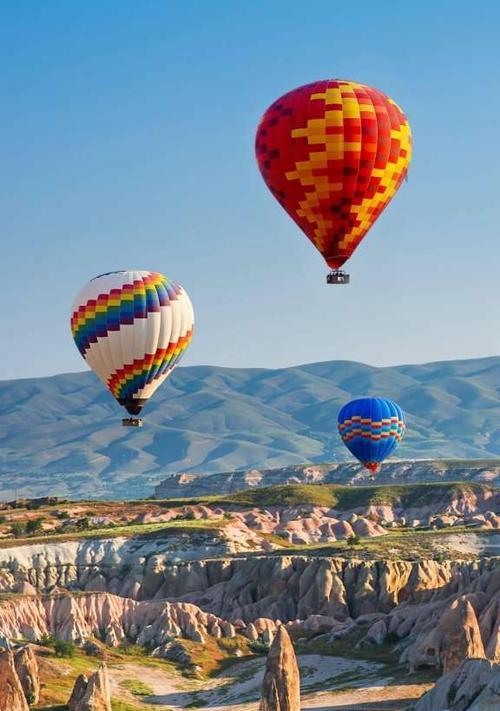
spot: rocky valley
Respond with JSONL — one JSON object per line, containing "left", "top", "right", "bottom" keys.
{"left": 0, "top": 480, "right": 496, "bottom": 709}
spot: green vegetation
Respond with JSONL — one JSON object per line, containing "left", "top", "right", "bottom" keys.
{"left": 1, "top": 480, "right": 495, "bottom": 563}
{"left": 112, "top": 703, "right": 142, "bottom": 711}
{"left": 39, "top": 634, "right": 57, "bottom": 646}
{"left": 10, "top": 517, "right": 45, "bottom": 537}
{"left": 248, "top": 639, "right": 271, "bottom": 654}
{"left": 0, "top": 517, "right": 227, "bottom": 548}
{"left": 121, "top": 679, "right": 154, "bottom": 696}
{"left": 248, "top": 526, "right": 496, "bottom": 561}
{"left": 54, "top": 639, "right": 76, "bottom": 658}
{"left": 26, "top": 517, "right": 44, "bottom": 534}
{"left": 220, "top": 481, "right": 493, "bottom": 511}
{"left": 223, "top": 483, "right": 340, "bottom": 508}
{"left": 346, "top": 534, "right": 361, "bottom": 546}
{"left": 10, "top": 521, "right": 26, "bottom": 537}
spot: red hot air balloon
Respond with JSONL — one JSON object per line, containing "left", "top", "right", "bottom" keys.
{"left": 255, "top": 80, "right": 412, "bottom": 283}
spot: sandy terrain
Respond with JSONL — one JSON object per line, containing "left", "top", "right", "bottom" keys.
{"left": 300, "top": 683, "right": 431, "bottom": 710}
{"left": 109, "top": 656, "right": 431, "bottom": 711}
{"left": 440, "top": 532, "right": 500, "bottom": 556}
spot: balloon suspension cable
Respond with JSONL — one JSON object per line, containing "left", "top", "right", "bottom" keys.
{"left": 122, "top": 417, "right": 144, "bottom": 428}
{"left": 326, "top": 270, "right": 350, "bottom": 284}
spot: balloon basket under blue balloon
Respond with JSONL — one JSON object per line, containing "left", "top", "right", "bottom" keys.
{"left": 327, "top": 270, "right": 350, "bottom": 284}
{"left": 122, "top": 417, "right": 144, "bottom": 427}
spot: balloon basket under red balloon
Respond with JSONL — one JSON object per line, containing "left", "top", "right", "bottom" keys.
{"left": 326, "top": 270, "right": 350, "bottom": 284}
{"left": 122, "top": 417, "right": 144, "bottom": 428}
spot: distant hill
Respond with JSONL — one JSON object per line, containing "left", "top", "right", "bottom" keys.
{"left": 0, "top": 356, "right": 499, "bottom": 500}
{"left": 155, "top": 460, "right": 500, "bottom": 498}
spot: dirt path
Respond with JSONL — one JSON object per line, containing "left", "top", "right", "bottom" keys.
{"left": 109, "top": 657, "right": 431, "bottom": 711}
{"left": 301, "top": 682, "right": 431, "bottom": 709}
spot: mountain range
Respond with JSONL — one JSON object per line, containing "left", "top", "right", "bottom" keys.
{"left": 0, "top": 355, "right": 499, "bottom": 499}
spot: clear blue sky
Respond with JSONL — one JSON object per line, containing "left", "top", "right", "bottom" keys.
{"left": 1, "top": 0, "right": 499, "bottom": 380}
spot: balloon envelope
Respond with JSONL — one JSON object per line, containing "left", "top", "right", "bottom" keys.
{"left": 255, "top": 79, "right": 412, "bottom": 270}
{"left": 71, "top": 270, "right": 194, "bottom": 415}
{"left": 337, "top": 397, "right": 406, "bottom": 473}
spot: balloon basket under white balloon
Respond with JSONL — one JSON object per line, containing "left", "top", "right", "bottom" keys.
{"left": 326, "top": 270, "right": 350, "bottom": 284}
{"left": 122, "top": 417, "right": 144, "bottom": 427}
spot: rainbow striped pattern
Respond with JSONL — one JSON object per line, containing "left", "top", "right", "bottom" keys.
{"left": 71, "top": 270, "right": 194, "bottom": 408}
{"left": 108, "top": 336, "right": 191, "bottom": 401}
{"left": 256, "top": 80, "right": 412, "bottom": 269}
{"left": 337, "top": 397, "right": 406, "bottom": 473}
{"left": 71, "top": 273, "right": 172, "bottom": 356}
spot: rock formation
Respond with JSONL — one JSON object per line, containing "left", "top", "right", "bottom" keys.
{"left": 0, "top": 559, "right": 497, "bottom": 666}
{"left": 413, "top": 659, "right": 500, "bottom": 710}
{"left": 0, "top": 536, "right": 495, "bottom": 613}
{"left": 0, "top": 592, "right": 235, "bottom": 647}
{"left": 14, "top": 644, "right": 40, "bottom": 704}
{"left": 260, "top": 625, "right": 300, "bottom": 711}
{"left": 395, "top": 596, "right": 487, "bottom": 673}
{"left": 0, "top": 650, "right": 29, "bottom": 711}
{"left": 377, "top": 566, "right": 500, "bottom": 672}
{"left": 68, "top": 674, "right": 89, "bottom": 709}
{"left": 68, "top": 663, "right": 111, "bottom": 711}
{"left": 155, "top": 463, "right": 500, "bottom": 497}
{"left": 437, "top": 598, "right": 486, "bottom": 673}
{"left": 0, "top": 487, "right": 497, "bottom": 599}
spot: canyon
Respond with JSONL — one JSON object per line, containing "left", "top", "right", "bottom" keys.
{"left": 0, "top": 481, "right": 496, "bottom": 709}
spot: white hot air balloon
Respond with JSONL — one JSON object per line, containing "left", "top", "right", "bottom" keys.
{"left": 71, "top": 270, "right": 194, "bottom": 426}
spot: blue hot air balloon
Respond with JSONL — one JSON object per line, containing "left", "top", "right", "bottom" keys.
{"left": 337, "top": 397, "right": 406, "bottom": 475}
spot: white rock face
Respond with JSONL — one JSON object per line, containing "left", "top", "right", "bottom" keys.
{"left": 0, "top": 534, "right": 241, "bottom": 597}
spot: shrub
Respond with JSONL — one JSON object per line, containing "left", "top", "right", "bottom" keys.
{"left": 248, "top": 639, "right": 270, "bottom": 654}
{"left": 26, "top": 518, "right": 44, "bottom": 535}
{"left": 54, "top": 639, "right": 76, "bottom": 658}
{"left": 346, "top": 535, "right": 361, "bottom": 546}
{"left": 10, "top": 522, "right": 26, "bottom": 538}
{"left": 39, "top": 634, "right": 56, "bottom": 646}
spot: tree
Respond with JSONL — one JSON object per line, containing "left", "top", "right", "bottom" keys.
{"left": 26, "top": 518, "right": 43, "bottom": 535}
{"left": 11, "top": 522, "right": 26, "bottom": 538}
{"left": 54, "top": 640, "right": 76, "bottom": 658}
